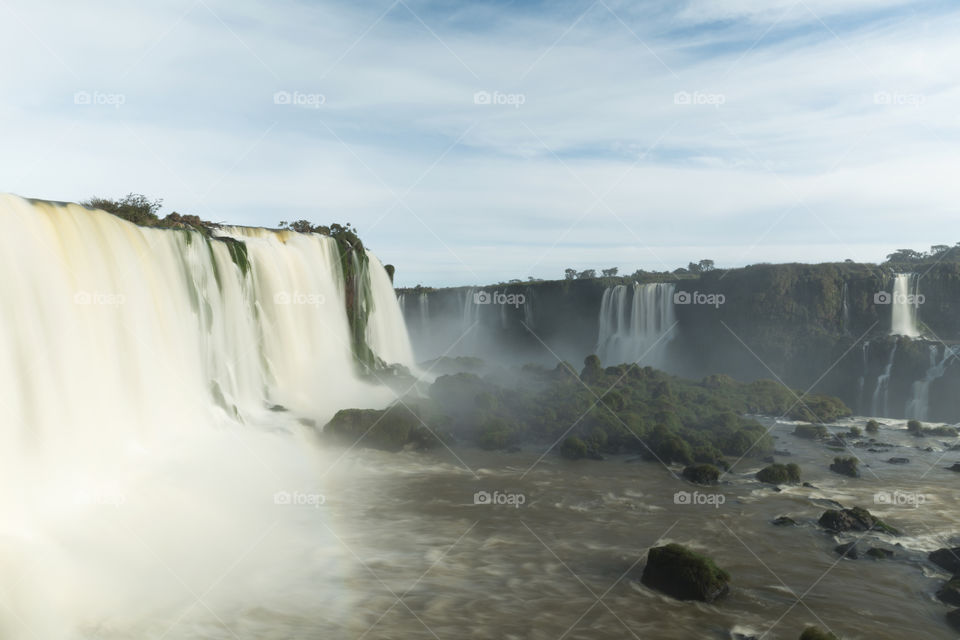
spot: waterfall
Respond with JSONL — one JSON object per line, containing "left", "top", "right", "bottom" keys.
{"left": 841, "top": 281, "right": 850, "bottom": 334}
{"left": 0, "top": 195, "right": 413, "bottom": 637}
{"left": 871, "top": 341, "right": 898, "bottom": 416}
{"left": 596, "top": 282, "right": 676, "bottom": 367}
{"left": 890, "top": 273, "right": 921, "bottom": 337}
{"left": 906, "top": 345, "right": 955, "bottom": 420}
{"left": 856, "top": 341, "right": 869, "bottom": 410}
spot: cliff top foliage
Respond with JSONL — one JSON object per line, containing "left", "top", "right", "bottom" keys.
{"left": 884, "top": 244, "right": 960, "bottom": 270}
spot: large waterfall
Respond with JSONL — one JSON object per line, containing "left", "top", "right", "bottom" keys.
{"left": 890, "top": 273, "right": 921, "bottom": 337}
{"left": 596, "top": 283, "right": 677, "bottom": 367}
{"left": 0, "top": 195, "right": 413, "bottom": 638}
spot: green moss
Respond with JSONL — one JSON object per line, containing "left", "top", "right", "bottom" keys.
{"left": 641, "top": 543, "right": 730, "bottom": 602}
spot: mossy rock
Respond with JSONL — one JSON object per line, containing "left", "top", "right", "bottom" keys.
{"left": 322, "top": 404, "right": 441, "bottom": 452}
{"left": 682, "top": 464, "right": 720, "bottom": 485}
{"left": 937, "top": 576, "right": 960, "bottom": 606}
{"left": 818, "top": 506, "right": 899, "bottom": 535}
{"left": 773, "top": 516, "right": 797, "bottom": 526}
{"left": 640, "top": 543, "right": 730, "bottom": 602}
{"left": 930, "top": 547, "right": 960, "bottom": 573}
{"left": 866, "top": 547, "right": 894, "bottom": 559}
{"left": 756, "top": 463, "right": 801, "bottom": 484}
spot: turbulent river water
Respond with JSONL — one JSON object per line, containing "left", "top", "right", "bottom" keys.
{"left": 58, "top": 416, "right": 958, "bottom": 640}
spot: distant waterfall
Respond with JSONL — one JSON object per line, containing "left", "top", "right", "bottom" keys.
{"left": 906, "top": 345, "right": 955, "bottom": 419}
{"left": 596, "top": 283, "right": 676, "bottom": 367}
{"left": 890, "top": 273, "right": 921, "bottom": 337}
{"left": 841, "top": 281, "right": 850, "bottom": 334}
{"left": 871, "top": 341, "right": 898, "bottom": 416}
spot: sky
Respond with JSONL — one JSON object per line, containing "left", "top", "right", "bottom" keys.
{"left": 1, "top": 0, "right": 958, "bottom": 287}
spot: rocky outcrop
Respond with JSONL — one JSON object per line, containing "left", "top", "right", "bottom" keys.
{"left": 641, "top": 543, "right": 730, "bottom": 602}
{"left": 818, "top": 507, "right": 899, "bottom": 535}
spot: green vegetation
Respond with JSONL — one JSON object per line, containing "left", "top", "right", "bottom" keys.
{"left": 641, "top": 543, "right": 730, "bottom": 602}
{"left": 756, "top": 463, "right": 801, "bottom": 484}
{"left": 682, "top": 463, "right": 720, "bottom": 485}
{"left": 793, "top": 424, "right": 829, "bottom": 439}
{"left": 865, "top": 419, "right": 879, "bottom": 433}
{"left": 906, "top": 419, "right": 957, "bottom": 437}
{"left": 322, "top": 404, "right": 443, "bottom": 452}
{"left": 830, "top": 456, "right": 860, "bottom": 478}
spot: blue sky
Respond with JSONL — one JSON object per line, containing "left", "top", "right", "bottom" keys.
{"left": 1, "top": 0, "right": 958, "bottom": 286}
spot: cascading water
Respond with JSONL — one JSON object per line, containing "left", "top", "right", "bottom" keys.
{"left": 596, "top": 283, "right": 677, "bottom": 367}
{"left": 890, "top": 273, "right": 921, "bottom": 337}
{"left": 905, "top": 344, "right": 955, "bottom": 420}
{"left": 0, "top": 195, "right": 413, "bottom": 638}
{"left": 871, "top": 341, "right": 898, "bottom": 417}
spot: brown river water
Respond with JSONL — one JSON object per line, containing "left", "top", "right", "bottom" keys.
{"left": 72, "top": 417, "right": 960, "bottom": 640}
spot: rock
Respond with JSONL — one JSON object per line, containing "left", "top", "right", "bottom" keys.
{"left": 834, "top": 542, "right": 858, "bottom": 559}
{"left": 773, "top": 516, "right": 797, "bottom": 526}
{"left": 640, "top": 543, "right": 730, "bottom": 602}
{"left": 887, "top": 457, "right": 910, "bottom": 464}
{"left": 774, "top": 449, "right": 793, "bottom": 456}
{"left": 930, "top": 548, "right": 960, "bottom": 573}
{"left": 829, "top": 457, "right": 860, "bottom": 478}
{"left": 799, "top": 628, "right": 839, "bottom": 640}
{"left": 948, "top": 609, "right": 960, "bottom": 633}
{"left": 818, "top": 507, "right": 899, "bottom": 535}
{"left": 937, "top": 576, "right": 960, "bottom": 606}
{"left": 803, "top": 482, "right": 816, "bottom": 488}
{"left": 948, "top": 463, "right": 960, "bottom": 472}
{"left": 866, "top": 547, "right": 893, "bottom": 559}
{"left": 682, "top": 463, "right": 721, "bottom": 485}
{"left": 762, "top": 455, "right": 776, "bottom": 464}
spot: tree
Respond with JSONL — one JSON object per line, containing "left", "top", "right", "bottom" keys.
{"left": 577, "top": 269, "right": 596, "bottom": 279}
{"left": 564, "top": 268, "right": 577, "bottom": 280}
{"left": 601, "top": 267, "right": 619, "bottom": 277}
{"left": 698, "top": 259, "right": 715, "bottom": 272}
{"left": 886, "top": 249, "right": 923, "bottom": 263}
{"left": 82, "top": 193, "right": 163, "bottom": 226}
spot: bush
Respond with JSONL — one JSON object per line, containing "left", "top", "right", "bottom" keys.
{"left": 865, "top": 419, "right": 879, "bottom": 434}
{"left": 682, "top": 464, "right": 720, "bottom": 485}
{"left": 83, "top": 193, "right": 163, "bottom": 226}
{"left": 756, "top": 463, "right": 801, "bottom": 484}
{"left": 907, "top": 419, "right": 923, "bottom": 436}
{"left": 560, "top": 436, "right": 588, "bottom": 460}
{"left": 793, "top": 424, "right": 828, "bottom": 439}
{"left": 830, "top": 456, "right": 860, "bottom": 478}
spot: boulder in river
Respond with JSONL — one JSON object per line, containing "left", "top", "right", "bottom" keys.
{"left": 818, "top": 506, "right": 899, "bottom": 535}
{"left": 834, "top": 542, "right": 857, "bottom": 559}
{"left": 799, "top": 627, "right": 839, "bottom": 639}
{"left": 866, "top": 547, "right": 893, "bottom": 559}
{"left": 930, "top": 548, "right": 960, "bottom": 573}
{"left": 947, "top": 463, "right": 960, "bottom": 472}
{"left": 682, "top": 463, "right": 721, "bottom": 485}
{"left": 886, "top": 457, "right": 910, "bottom": 464}
{"left": 937, "top": 576, "right": 960, "bottom": 606}
{"left": 773, "top": 516, "right": 797, "bottom": 526}
{"left": 948, "top": 609, "right": 960, "bottom": 633}
{"left": 641, "top": 543, "right": 730, "bottom": 602}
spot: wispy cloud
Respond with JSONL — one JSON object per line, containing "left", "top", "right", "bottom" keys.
{"left": 1, "top": 0, "right": 957, "bottom": 285}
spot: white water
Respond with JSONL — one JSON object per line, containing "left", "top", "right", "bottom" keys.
{"left": 906, "top": 344, "right": 955, "bottom": 420}
{"left": 871, "top": 341, "right": 898, "bottom": 417}
{"left": 0, "top": 195, "right": 413, "bottom": 638}
{"left": 890, "top": 273, "right": 921, "bottom": 337}
{"left": 596, "top": 283, "right": 676, "bottom": 367}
